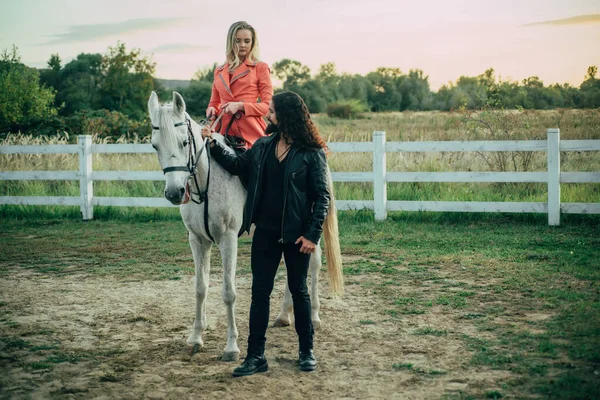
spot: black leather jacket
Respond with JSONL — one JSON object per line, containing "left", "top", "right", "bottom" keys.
{"left": 210, "top": 132, "right": 330, "bottom": 244}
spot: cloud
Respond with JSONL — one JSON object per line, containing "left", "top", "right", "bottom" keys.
{"left": 150, "top": 43, "right": 210, "bottom": 53}
{"left": 523, "top": 14, "right": 600, "bottom": 27}
{"left": 43, "top": 17, "right": 190, "bottom": 44}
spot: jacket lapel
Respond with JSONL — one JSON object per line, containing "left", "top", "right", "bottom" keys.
{"left": 230, "top": 65, "right": 251, "bottom": 85}
{"left": 231, "top": 60, "right": 258, "bottom": 85}
{"left": 217, "top": 66, "right": 234, "bottom": 98}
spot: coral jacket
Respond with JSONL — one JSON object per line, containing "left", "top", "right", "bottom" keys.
{"left": 207, "top": 60, "right": 273, "bottom": 149}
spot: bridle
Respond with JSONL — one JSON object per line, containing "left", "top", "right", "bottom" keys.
{"left": 152, "top": 116, "right": 216, "bottom": 243}
{"left": 153, "top": 118, "right": 206, "bottom": 174}
{"left": 152, "top": 117, "right": 211, "bottom": 205}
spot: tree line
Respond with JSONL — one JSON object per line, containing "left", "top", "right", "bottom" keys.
{"left": 1, "top": 43, "right": 598, "bottom": 139}
{"left": 176, "top": 60, "right": 600, "bottom": 118}
{"left": 0, "top": 43, "right": 158, "bottom": 138}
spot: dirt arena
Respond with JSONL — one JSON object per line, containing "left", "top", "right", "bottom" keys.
{"left": 0, "top": 264, "right": 522, "bottom": 400}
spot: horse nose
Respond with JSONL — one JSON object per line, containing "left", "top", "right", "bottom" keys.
{"left": 164, "top": 187, "right": 185, "bottom": 204}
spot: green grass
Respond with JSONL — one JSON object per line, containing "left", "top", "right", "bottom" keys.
{"left": 0, "top": 210, "right": 599, "bottom": 398}
{"left": 392, "top": 362, "right": 447, "bottom": 376}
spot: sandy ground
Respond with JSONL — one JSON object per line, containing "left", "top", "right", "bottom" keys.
{"left": 0, "top": 268, "right": 516, "bottom": 400}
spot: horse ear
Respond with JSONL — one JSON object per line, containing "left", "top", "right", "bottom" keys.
{"left": 173, "top": 91, "right": 186, "bottom": 116}
{"left": 148, "top": 91, "right": 160, "bottom": 122}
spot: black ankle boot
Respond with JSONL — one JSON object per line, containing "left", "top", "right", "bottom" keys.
{"left": 298, "top": 350, "right": 317, "bottom": 372}
{"left": 232, "top": 354, "right": 268, "bottom": 377}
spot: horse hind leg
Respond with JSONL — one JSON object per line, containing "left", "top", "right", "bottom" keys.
{"left": 187, "top": 233, "right": 211, "bottom": 353}
{"left": 273, "top": 283, "right": 293, "bottom": 327}
{"left": 219, "top": 230, "right": 240, "bottom": 361}
{"left": 273, "top": 245, "right": 322, "bottom": 329}
{"left": 309, "top": 245, "right": 321, "bottom": 329}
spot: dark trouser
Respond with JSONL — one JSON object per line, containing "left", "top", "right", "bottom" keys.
{"left": 247, "top": 227, "right": 314, "bottom": 355}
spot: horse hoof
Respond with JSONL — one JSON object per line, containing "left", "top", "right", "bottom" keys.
{"left": 221, "top": 351, "right": 240, "bottom": 362}
{"left": 188, "top": 343, "right": 201, "bottom": 355}
{"left": 272, "top": 318, "right": 290, "bottom": 328}
{"left": 313, "top": 319, "right": 321, "bottom": 330}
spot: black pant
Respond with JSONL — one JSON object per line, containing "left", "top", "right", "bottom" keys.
{"left": 247, "top": 226, "right": 314, "bottom": 355}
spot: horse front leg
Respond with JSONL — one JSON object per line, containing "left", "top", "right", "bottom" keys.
{"left": 187, "top": 232, "right": 211, "bottom": 353}
{"left": 219, "top": 230, "right": 240, "bottom": 361}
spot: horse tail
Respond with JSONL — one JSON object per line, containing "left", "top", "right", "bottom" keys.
{"left": 323, "top": 167, "right": 344, "bottom": 297}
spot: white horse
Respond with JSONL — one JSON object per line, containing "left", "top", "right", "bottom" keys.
{"left": 148, "top": 91, "right": 343, "bottom": 361}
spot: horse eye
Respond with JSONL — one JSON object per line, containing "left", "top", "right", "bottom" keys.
{"left": 183, "top": 140, "right": 188, "bottom": 147}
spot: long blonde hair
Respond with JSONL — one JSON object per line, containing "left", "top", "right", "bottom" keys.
{"left": 225, "top": 21, "right": 260, "bottom": 73}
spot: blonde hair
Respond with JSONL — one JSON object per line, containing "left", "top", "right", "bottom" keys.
{"left": 225, "top": 21, "right": 260, "bottom": 73}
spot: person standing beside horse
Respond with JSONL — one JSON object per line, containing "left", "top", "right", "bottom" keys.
{"left": 201, "top": 91, "right": 330, "bottom": 377}
{"left": 206, "top": 21, "right": 273, "bottom": 152}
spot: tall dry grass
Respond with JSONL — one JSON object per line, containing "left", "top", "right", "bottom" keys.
{"left": 1, "top": 109, "right": 598, "bottom": 208}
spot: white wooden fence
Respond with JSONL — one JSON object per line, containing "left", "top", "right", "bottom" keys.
{"left": 1, "top": 129, "right": 599, "bottom": 226}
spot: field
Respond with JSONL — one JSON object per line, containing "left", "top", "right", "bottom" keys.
{"left": 1, "top": 213, "right": 599, "bottom": 399}
{"left": 1, "top": 109, "right": 599, "bottom": 399}
{"left": 1, "top": 109, "right": 599, "bottom": 217}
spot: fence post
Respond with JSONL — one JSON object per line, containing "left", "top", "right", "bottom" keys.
{"left": 78, "top": 135, "right": 93, "bottom": 220}
{"left": 547, "top": 128, "right": 560, "bottom": 226}
{"left": 373, "top": 131, "right": 387, "bottom": 221}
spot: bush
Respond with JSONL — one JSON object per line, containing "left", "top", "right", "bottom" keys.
{"left": 0, "top": 47, "right": 58, "bottom": 133}
{"left": 326, "top": 99, "right": 367, "bottom": 119}
{"left": 459, "top": 106, "right": 542, "bottom": 172}
{"left": 4, "top": 109, "right": 151, "bottom": 142}
{"left": 62, "top": 109, "right": 150, "bottom": 141}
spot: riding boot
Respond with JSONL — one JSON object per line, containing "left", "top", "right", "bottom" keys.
{"left": 298, "top": 349, "right": 317, "bottom": 372}
{"left": 232, "top": 351, "right": 268, "bottom": 377}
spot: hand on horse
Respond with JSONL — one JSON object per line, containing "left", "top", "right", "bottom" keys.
{"left": 295, "top": 236, "right": 316, "bottom": 254}
{"left": 221, "top": 102, "right": 244, "bottom": 115}
{"left": 201, "top": 125, "right": 213, "bottom": 140}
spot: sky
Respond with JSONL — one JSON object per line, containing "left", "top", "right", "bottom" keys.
{"left": 1, "top": 0, "right": 599, "bottom": 90}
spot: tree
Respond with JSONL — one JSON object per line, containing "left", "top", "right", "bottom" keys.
{"left": 314, "top": 62, "right": 339, "bottom": 104}
{"left": 337, "top": 73, "right": 370, "bottom": 108}
{"left": 317, "top": 62, "right": 336, "bottom": 78}
{"left": 99, "top": 42, "right": 156, "bottom": 120}
{"left": 291, "top": 79, "right": 328, "bottom": 113}
{"left": 272, "top": 59, "right": 311, "bottom": 89}
{"left": 0, "top": 46, "right": 57, "bottom": 133}
{"left": 579, "top": 65, "right": 600, "bottom": 108}
{"left": 39, "top": 53, "right": 63, "bottom": 103}
{"left": 48, "top": 54, "right": 61, "bottom": 72}
{"left": 397, "top": 69, "right": 433, "bottom": 111}
{"left": 366, "top": 67, "right": 403, "bottom": 111}
{"left": 585, "top": 66, "right": 598, "bottom": 80}
{"left": 193, "top": 63, "right": 218, "bottom": 83}
{"left": 521, "top": 76, "right": 551, "bottom": 109}
{"left": 180, "top": 80, "right": 213, "bottom": 118}
{"left": 57, "top": 53, "right": 103, "bottom": 114}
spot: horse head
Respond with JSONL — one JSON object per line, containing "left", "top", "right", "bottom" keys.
{"left": 148, "top": 91, "right": 208, "bottom": 205}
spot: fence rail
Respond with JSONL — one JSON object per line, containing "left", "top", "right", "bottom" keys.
{"left": 1, "top": 129, "right": 599, "bottom": 225}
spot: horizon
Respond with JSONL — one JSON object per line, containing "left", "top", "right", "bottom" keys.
{"left": 1, "top": 0, "right": 599, "bottom": 90}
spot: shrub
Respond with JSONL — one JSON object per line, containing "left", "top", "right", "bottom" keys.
{"left": 58, "top": 109, "right": 150, "bottom": 141}
{"left": 3, "top": 109, "right": 152, "bottom": 142}
{"left": 326, "top": 99, "right": 367, "bottom": 119}
{"left": 459, "top": 106, "right": 543, "bottom": 172}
